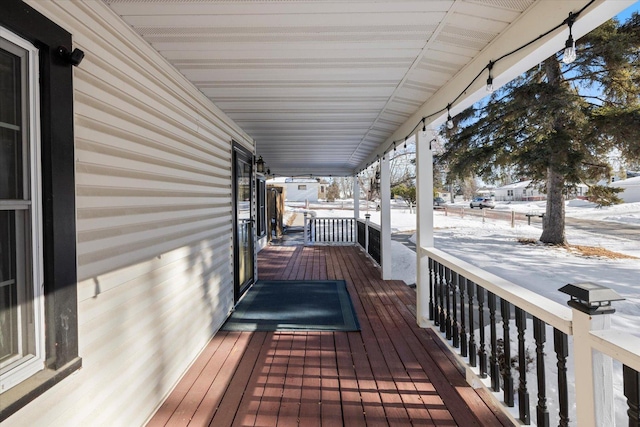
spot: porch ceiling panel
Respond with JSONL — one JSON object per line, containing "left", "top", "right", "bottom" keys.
{"left": 104, "top": 0, "right": 627, "bottom": 177}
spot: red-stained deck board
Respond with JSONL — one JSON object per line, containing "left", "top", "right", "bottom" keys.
{"left": 333, "top": 332, "right": 367, "bottom": 426}
{"left": 208, "top": 332, "right": 268, "bottom": 427}
{"left": 319, "top": 332, "right": 344, "bottom": 426}
{"left": 188, "top": 332, "right": 253, "bottom": 427}
{"left": 298, "top": 331, "right": 322, "bottom": 427}
{"left": 165, "top": 332, "right": 242, "bottom": 427}
{"left": 146, "top": 335, "right": 227, "bottom": 427}
{"left": 230, "top": 333, "right": 277, "bottom": 427}
{"left": 146, "top": 246, "right": 512, "bottom": 427}
{"left": 335, "top": 247, "right": 417, "bottom": 426}
{"left": 277, "top": 333, "right": 305, "bottom": 426}
{"left": 253, "top": 332, "right": 290, "bottom": 427}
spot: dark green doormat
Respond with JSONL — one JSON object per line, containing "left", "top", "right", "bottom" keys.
{"left": 221, "top": 280, "right": 360, "bottom": 332}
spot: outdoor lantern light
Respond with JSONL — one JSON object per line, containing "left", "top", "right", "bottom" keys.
{"left": 558, "top": 282, "right": 624, "bottom": 315}
{"left": 486, "top": 76, "right": 494, "bottom": 93}
{"left": 255, "top": 156, "right": 265, "bottom": 173}
{"left": 446, "top": 104, "right": 454, "bottom": 129}
{"left": 563, "top": 12, "right": 577, "bottom": 64}
{"left": 486, "top": 61, "right": 494, "bottom": 93}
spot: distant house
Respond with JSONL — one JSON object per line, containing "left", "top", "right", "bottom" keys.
{"left": 494, "top": 180, "right": 589, "bottom": 201}
{"left": 494, "top": 180, "right": 544, "bottom": 201}
{"left": 614, "top": 176, "right": 640, "bottom": 203}
{"left": 267, "top": 177, "right": 325, "bottom": 202}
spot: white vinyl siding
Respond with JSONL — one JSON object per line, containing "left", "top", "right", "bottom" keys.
{"left": 7, "top": 1, "right": 253, "bottom": 425}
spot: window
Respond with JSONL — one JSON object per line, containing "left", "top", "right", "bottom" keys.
{"left": 507, "top": 190, "right": 513, "bottom": 197}
{"left": 1, "top": 0, "right": 80, "bottom": 420}
{"left": 298, "top": 185, "right": 307, "bottom": 190}
{"left": 0, "top": 28, "right": 44, "bottom": 394}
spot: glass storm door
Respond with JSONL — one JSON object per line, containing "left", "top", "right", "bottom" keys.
{"left": 232, "top": 143, "right": 255, "bottom": 302}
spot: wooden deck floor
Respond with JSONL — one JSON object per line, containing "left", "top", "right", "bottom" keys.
{"left": 147, "top": 245, "right": 513, "bottom": 426}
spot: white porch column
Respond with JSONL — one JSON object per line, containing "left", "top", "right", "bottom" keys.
{"left": 415, "top": 129, "right": 434, "bottom": 327}
{"left": 380, "top": 156, "right": 392, "bottom": 279}
{"left": 353, "top": 176, "right": 360, "bottom": 219}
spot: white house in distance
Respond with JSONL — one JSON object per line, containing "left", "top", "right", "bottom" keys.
{"left": 615, "top": 176, "right": 640, "bottom": 203}
{"left": 494, "top": 180, "right": 545, "bottom": 201}
{"left": 267, "top": 177, "right": 326, "bottom": 202}
{"left": 494, "top": 180, "right": 589, "bottom": 201}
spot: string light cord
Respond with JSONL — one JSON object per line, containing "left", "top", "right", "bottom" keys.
{"left": 359, "top": 0, "right": 597, "bottom": 174}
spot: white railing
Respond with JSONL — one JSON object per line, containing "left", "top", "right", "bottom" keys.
{"left": 421, "top": 246, "right": 640, "bottom": 427}
{"left": 303, "top": 214, "right": 356, "bottom": 245}
{"left": 302, "top": 213, "right": 382, "bottom": 268}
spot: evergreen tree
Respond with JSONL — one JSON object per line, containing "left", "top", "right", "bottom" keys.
{"left": 438, "top": 14, "right": 640, "bottom": 244}
{"left": 326, "top": 181, "right": 340, "bottom": 201}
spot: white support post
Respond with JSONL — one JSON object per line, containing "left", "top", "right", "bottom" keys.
{"left": 415, "top": 129, "right": 434, "bottom": 327}
{"left": 353, "top": 176, "right": 360, "bottom": 219}
{"left": 572, "top": 309, "right": 614, "bottom": 427}
{"left": 380, "top": 156, "right": 392, "bottom": 280}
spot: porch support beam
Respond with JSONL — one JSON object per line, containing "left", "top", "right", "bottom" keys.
{"left": 380, "top": 156, "right": 392, "bottom": 279}
{"left": 416, "top": 129, "right": 434, "bottom": 327}
{"left": 353, "top": 176, "right": 360, "bottom": 219}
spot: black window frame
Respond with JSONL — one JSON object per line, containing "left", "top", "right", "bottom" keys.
{"left": 1, "top": 0, "right": 80, "bottom": 421}
{"left": 256, "top": 176, "right": 266, "bottom": 238}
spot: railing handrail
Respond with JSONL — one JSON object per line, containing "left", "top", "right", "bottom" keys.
{"left": 356, "top": 217, "right": 381, "bottom": 232}
{"left": 422, "top": 246, "right": 573, "bottom": 335}
{"left": 589, "top": 329, "right": 640, "bottom": 372}
{"left": 310, "top": 216, "right": 355, "bottom": 221}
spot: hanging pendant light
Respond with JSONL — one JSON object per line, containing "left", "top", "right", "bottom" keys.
{"left": 563, "top": 12, "right": 577, "bottom": 64}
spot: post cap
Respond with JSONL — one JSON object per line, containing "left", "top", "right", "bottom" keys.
{"left": 558, "top": 282, "right": 624, "bottom": 315}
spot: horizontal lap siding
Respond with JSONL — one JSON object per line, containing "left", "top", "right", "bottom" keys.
{"left": 6, "top": 1, "right": 253, "bottom": 426}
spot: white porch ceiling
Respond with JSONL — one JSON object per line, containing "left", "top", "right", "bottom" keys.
{"left": 104, "top": 0, "right": 633, "bottom": 177}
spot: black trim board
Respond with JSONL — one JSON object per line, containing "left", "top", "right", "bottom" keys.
{"left": 1, "top": 0, "right": 80, "bottom": 421}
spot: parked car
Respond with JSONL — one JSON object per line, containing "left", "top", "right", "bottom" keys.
{"left": 470, "top": 197, "right": 495, "bottom": 209}
{"left": 433, "top": 197, "right": 447, "bottom": 209}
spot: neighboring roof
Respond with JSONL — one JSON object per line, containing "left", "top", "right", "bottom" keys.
{"left": 615, "top": 176, "right": 640, "bottom": 187}
{"left": 267, "top": 177, "right": 319, "bottom": 184}
{"left": 284, "top": 178, "right": 320, "bottom": 184}
{"left": 496, "top": 180, "right": 533, "bottom": 190}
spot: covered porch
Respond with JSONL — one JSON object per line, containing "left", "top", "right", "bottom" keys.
{"left": 147, "top": 245, "right": 511, "bottom": 426}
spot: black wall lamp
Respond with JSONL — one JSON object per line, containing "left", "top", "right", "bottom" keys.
{"left": 57, "top": 46, "right": 85, "bottom": 66}
{"left": 255, "top": 156, "right": 265, "bottom": 174}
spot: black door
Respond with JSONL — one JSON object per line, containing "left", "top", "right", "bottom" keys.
{"left": 232, "top": 142, "right": 255, "bottom": 302}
